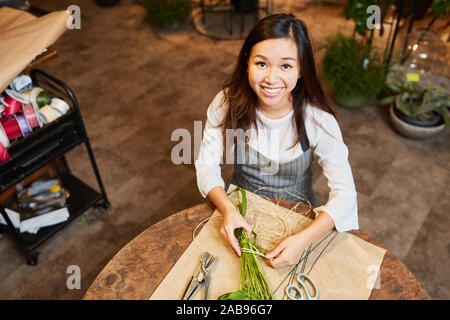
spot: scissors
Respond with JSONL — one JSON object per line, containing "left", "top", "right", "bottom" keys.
{"left": 182, "top": 252, "right": 218, "bottom": 300}
{"left": 286, "top": 273, "right": 319, "bottom": 300}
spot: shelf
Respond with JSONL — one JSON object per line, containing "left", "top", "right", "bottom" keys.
{"left": 0, "top": 117, "right": 84, "bottom": 192}
{"left": 18, "top": 171, "right": 103, "bottom": 250}
{"left": 0, "top": 69, "right": 109, "bottom": 265}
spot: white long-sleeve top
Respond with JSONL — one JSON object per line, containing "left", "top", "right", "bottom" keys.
{"left": 195, "top": 91, "right": 359, "bottom": 232}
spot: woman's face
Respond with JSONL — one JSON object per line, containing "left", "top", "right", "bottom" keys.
{"left": 247, "top": 38, "right": 301, "bottom": 113}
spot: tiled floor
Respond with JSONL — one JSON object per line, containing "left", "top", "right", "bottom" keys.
{"left": 0, "top": 0, "right": 448, "bottom": 299}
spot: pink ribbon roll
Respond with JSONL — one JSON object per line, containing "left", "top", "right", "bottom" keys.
{"left": 0, "top": 142, "right": 10, "bottom": 162}
{"left": 2, "top": 94, "right": 23, "bottom": 117}
{"left": 1, "top": 117, "right": 23, "bottom": 141}
{"left": 23, "top": 104, "right": 40, "bottom": 129}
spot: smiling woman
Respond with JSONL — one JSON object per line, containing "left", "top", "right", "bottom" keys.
{"left": 247, "top": 38, "right": 301, "bottom": 119}
{"left": 195, "top": 13, "right": 359, "bottom": 271}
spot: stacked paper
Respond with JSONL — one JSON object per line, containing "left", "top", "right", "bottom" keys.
{"left": 0, "top": 207, "right": 69, "bottom": 234}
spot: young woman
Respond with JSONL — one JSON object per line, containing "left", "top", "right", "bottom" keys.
{"left": 195, "top": 13, "right": 358, "bottom": 269}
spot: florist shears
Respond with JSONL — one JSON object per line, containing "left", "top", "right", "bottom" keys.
{"left": 182, "top": 252, "right": 218, "bottom": 300}
{"left": 286, "top": 273, "right": 319, "bottom": 300}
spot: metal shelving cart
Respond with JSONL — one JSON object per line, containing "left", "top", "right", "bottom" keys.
{"left": 0, "top": 69, "right": 110, "bottom": 265}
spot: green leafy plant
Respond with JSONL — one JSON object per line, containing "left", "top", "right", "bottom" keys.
{"left": 142, "top": 0, "right": 191, "bottom": 28}
{"left": 218, "top": 187, "right": 275, "bottom": 300}
{"left": 378, "top": 69, "right": 450, "bottom": 127}
{"left": 320, "top": 34, "right": 386, "bottom": 107}
{"left": 431, "top": 0, "right": 450, "bottom": 19}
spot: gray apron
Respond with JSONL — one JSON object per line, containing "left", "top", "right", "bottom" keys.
{"left": 230, "top": 124, "right": 317, "bottom": 206}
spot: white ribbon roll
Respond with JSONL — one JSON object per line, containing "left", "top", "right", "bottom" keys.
{"left": 10, "top": 74, "right": 32, "bottom": 92}
{"left": 39, "top": 105, "right": 59, "bottom": 124}
{"left": 50, "top": 98, "right": 70, "bottom": 116}
{"left": 0, "top": 122, "right": 10, "bottom": 148}
{"left": 6, "top": 88, "right": 30, "bottom": 104}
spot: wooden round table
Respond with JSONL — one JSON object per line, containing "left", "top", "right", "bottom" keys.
{"left": 83, "top": 202, "right": 429, "bottom": 300}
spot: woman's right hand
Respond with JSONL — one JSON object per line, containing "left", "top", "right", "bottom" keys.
{"left": 220, "top": 207, "right": 253, "bottom": 257}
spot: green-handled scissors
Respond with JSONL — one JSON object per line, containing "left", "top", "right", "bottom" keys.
{"left": 286, "top": 273, "right": 319, "bottom": 300}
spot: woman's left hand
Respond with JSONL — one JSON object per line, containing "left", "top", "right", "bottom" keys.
{"left": 265, "top": 233, "right": 309, "bottom": 269}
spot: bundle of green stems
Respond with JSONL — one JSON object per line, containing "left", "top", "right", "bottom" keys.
{"left": 218, "top": 187, "right": 275, "bottom": 300}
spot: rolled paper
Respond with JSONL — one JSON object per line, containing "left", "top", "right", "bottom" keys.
{"left": 0, "top": 142, "right": 10, "bottom": 162}
{"left": 36, "top": 91, "right": 55, "bottom": 108}
{"left": 2, "top": 95, "right": 22, "bottom": 117}
{"left": 50, "top": 98, "right": 70, "bottom": 116}
{"left": 23, "top": 104, "right": 40, "bottom": 128}
{"left": 16, "top": 114, "right": 32, "bottom": 137}
{"left": 39, "top": 105, "right": 59, "bottom": 124}
{"left": 10, "top": 74, "right": 33, "bottom": 92}
{"left": 1, "top": 117, "right": 23, "bottom": 140}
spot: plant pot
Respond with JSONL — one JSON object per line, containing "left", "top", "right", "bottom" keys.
{"left": 393, "top": 105, "right": 443, "bottom": 127}
{"left": 335, "top": 95, "right": 370, "bottom": 109}
{"left": 231, "top": 0, "right": 259, "bottom": 14}
{"left": 389, "top": 104, "right": 445, "bottom": 139}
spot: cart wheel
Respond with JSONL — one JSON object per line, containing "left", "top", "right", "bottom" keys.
{"left": 27, "top": 253, "right": 39, "bottom": 266}
{"left": 98, "top": 201, "right": 110, "bottom": 213}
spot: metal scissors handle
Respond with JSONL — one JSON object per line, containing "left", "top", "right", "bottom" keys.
{"left": 182, "top": 252, "right": 218, "bottom": 300}
{"left": 286, "top": 273, "right": 319, "bottom": 300}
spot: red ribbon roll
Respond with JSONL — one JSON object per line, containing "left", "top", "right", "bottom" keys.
{"left": 2, "top": 95, "right": 23, "bottom": 117}
{"left": 23, "top": 104, "right": 40, "bottom": 129}
{"left": 0, "top": 142, "right": 10, "bottom": 162}
{"left": 1, "top": 117, "right": 23, "bottom": 140}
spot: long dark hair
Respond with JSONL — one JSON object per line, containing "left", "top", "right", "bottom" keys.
{"left": 220, "top": 13, "right": 336, "bottom": 149}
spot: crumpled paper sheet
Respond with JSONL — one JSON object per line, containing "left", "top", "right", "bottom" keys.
{"left": 150, "top": 185, "right": 386, "bottom": 300}
{"left": 0, "top": 7, "right": 70, "bottom": 93}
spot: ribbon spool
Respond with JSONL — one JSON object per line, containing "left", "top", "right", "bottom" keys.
{"left": 23, "top": 104, "right": 40, "bottom": 129}
{"left": 0, "top": 122, "right": 9, "bottom": 148}
{"left": 29, "top": 87, "right": 44, "bottom": 127}
{"left": 0, "top": 116, "right": 23, "bottom": 140}
{"left": 2, "top": 94, "right": 23, "bottom": 118}
{"left": 10, "top": 74, "right": 32, "bottom": 92}
{"left": 15, "top": 114, "right": 32, "bottom": 137}
{"left": 0, "top": 121, "right": 11, "bottom": 163}
{"left": 36, "top": 91, "right": 55, "bottom": 108}
{"left": 5, "top": 88, "right": 30, "bottom": 104}
{"left": 50, "top": 98, "right": 70, "bottom": 116}
{"left": 39, "top": 105, "right": 59, "bottom": 124}
{"left": 0, "top": 143, "right": 10, "bottom": 162}
{"left": 29, "top": 87, "right": 43, "bottom": 110}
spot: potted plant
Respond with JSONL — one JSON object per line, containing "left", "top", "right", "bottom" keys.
{"left": 142, "top": 0, "right": 192, "bottom": 29}
{"left": 320, "top": 0, "right": 394, "bottom": 108}
{"left": 378, "top": 69, "right": 449, "bottom": 139}
{"left": 320, "top": 33, "right": 386, "bottom": 108}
